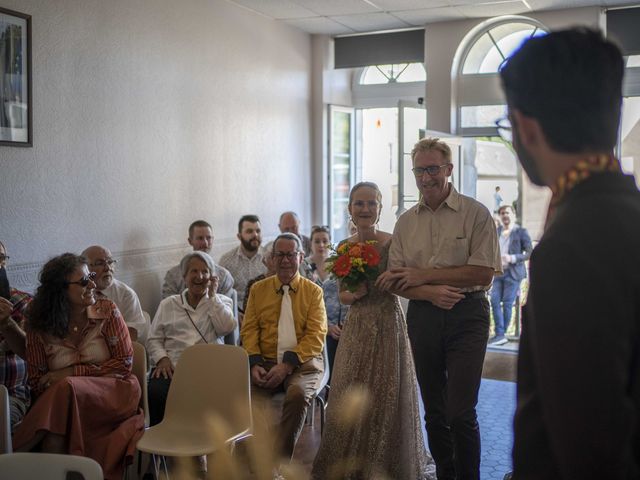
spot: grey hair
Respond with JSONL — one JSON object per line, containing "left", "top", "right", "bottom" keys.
{"left": 273, "top": 233, "right": 303, "bottom": 253}
{"left": 180, "top": 251, "right": 216, "bottom": 277}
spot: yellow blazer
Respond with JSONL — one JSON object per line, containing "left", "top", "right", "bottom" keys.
{"left": 241, "top": 273, "right": 327, "bottom": 366}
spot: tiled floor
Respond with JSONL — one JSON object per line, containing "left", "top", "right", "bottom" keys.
{"left": 477, "top": 378, "right": 516, "bottom": 480}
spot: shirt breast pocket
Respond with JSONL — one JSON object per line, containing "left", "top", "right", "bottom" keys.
{"left": 437, "top": 237, "right": 470, "bottom": 267}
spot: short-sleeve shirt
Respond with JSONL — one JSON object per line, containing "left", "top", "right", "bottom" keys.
{"left": 389, "top": 184, "right": 502, "bottom": 292}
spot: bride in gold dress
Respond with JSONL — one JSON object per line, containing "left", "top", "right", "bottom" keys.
{"left": 311, "top": 182, "right": 436, "bottom": 480}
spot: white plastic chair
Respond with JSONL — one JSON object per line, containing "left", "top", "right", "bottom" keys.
{"left": 136, "top": 344, "right": 252, "bottom": 477}
{"left": 0, "top": 452, "right": 103, "bottom": 479}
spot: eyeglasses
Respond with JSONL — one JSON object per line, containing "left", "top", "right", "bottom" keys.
{"left": 495, "top": 117, "right": 512, "bottom": 143}
{"left": 66, "top": 272, "right": 97, "bottom": 287}
{"left": 412, "top": 164, "right": 450, "bottom": 177}
{"left": 273, "top": 251, "right": 299, "bottom": 261}
{"left": 89, "top": 258, "right": 117, "bottom": 269}
{"left": 0, "top": 255, "right": 9, "bottom": 262}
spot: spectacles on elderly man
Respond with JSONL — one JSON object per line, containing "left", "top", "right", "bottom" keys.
{"left": 273, "top": 251, "right": 299, "bottom": 261}
{"left": 412, "top": 164, "right": 449, "bottom": 177}
{"left": 66, "top": 272, "right": 97, "bottom": 287}
{"left": 89, "top": 258, "right": 118, "bottom": 269}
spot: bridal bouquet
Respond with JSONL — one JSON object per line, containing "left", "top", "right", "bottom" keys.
{"left": 326, "top": 241, "right": 381, "bottom": 292}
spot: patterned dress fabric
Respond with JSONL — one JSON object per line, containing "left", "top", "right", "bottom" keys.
{"left": 312, "top": 243, "right": 436, "bottom": 480}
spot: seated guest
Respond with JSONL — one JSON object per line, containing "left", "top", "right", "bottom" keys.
{"left": 302, "top": 226, "right": 347, "bottom": 381}
{"left": 147, "top": 252, "right": 236, "bottom": 426}
{"left": 162, "top": 220, "right": 235, "bottom": 299}
{"left": 0, "top": 241, "right": 31, "bottom": 431}
{"left": 278, "top": 211, "right": 311, "bottom": 256}
{"left": 219, "top": 215, "right": 267, "bottom": 308}
{"left": 82, "top": 245, "right": 150, "bottom": 343}
{"left": 12, "top": 253, "right": 144, "bottom": 480}
{"left": 241, "top": 233, "right": 326, "bottom": 463}
{"left": 243, "top": 242, "right": 275, "bottom": 314}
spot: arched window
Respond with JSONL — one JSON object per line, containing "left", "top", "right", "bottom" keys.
{"left": 359, "top": 62, "right": 426, "bottom": 85}
{"left": 462, "top": 22, "right": 546, "bottom": 75}
{"left": 452, "top": 17, "right": 548, "bottom": 136}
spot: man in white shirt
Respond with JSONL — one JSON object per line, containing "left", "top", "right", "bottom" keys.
{"left": 162, "top": 220, "right": 235, "bottom": 299}
{"left": 83, "top": 245, "right": 150, "bottom": 343}
{"left": 219, "top": 214, "right": 267, "bottom": 308}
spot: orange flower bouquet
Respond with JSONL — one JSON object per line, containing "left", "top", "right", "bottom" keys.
{"left": 326, "top": 241, "right": 381, "bottom": 292}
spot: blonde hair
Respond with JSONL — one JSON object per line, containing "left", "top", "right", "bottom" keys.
{"left": 411, "top": 137, "right": 452, "bottom": 164}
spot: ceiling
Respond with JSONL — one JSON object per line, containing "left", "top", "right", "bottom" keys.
{"left": 224, "top": 0, "right": 639, "bottom": 35}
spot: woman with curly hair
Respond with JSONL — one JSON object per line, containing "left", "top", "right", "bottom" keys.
{"left": 12, "top": 253, "right": 144, "bottom": 479}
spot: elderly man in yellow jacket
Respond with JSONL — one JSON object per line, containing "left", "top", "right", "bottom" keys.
{"left": 241, "top": 232, "right": 327, "bottom": 463}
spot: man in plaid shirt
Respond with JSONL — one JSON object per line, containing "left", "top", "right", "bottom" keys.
{"left": 0, "top": 241, "right": 31, "bottom": 431}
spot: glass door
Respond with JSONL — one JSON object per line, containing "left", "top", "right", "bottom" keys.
{"left": 397, "top": 100, "right": 426, "bottom": 216}
{"left": 328, "top": 106, "right": 355, "bottom": 243}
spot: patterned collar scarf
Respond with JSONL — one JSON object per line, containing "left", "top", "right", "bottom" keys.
{"left": 546, "top": 153, "right": 621, "bottom": 229}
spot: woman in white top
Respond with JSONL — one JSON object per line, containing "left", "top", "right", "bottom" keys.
{"left": 146, "top": 251, "right": 236, "bottom": 426}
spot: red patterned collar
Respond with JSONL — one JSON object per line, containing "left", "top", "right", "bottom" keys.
{"left": 546, "top": 153, "right": 621, "bottom": 229}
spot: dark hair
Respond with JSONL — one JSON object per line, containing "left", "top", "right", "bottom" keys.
{"left": 28, "top": 253, "right": 87, "bottom": 338}
{"left": 500, "top": 28, "right": 623, "bottom": 153}
{"left": 273, "top": 233, "right": 303, "bottom": 253}
{"left": 498, "top": 204, "right": 515, "bottom": 215}
{"left": 310, "top": 225, "right": 331, "bottom": 242}
{"left": 238, "top": 214, "right": 260, "bottom": 233}
{"left": 188, "top": 220, "right": 212, "bottom": 238}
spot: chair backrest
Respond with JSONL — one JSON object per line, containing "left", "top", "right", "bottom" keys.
{"left": 0, "top": 384, "right": 12, "bottom": 453}
{"left": 162, "top": 344, "right": 252, "bottom": 442}
{"left": 0, "top": 452, "right": 103, "bottom": 479}
{"left": 131, "top": 341, "right": 150, "bottom": 427}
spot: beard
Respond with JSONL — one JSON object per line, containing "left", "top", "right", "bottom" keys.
{"left": 240, "top": 237, "right": 260, "bottom": 252}
{"left": 513, "top": 127, "right": 546, "bottom": 187}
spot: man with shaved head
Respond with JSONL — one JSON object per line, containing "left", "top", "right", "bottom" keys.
{"left": 278, "top": 211, "right": 311, "bottom": 256}
{"left": 83, "top": 245, "right": 149, "bottom": 343}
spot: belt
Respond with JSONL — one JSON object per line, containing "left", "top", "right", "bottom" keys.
{"left": 463, "top": 290, "right": 487, "bottom": 299}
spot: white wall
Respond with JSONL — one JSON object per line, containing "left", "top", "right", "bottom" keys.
{"left": 1, "top": 0, "right": 312, "bottom": 315}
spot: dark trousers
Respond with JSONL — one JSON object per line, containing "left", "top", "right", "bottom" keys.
{"left": 326, "top": 334, "right": 339, "bottom": 385}
{"left": 407, "top": 296, "right": 489, "bottom": 480}
{"left": 148, "top": 376, "right": 172, "bottom": 426}
{"left": 250, "top": 357, "right": 323, "bottom": 460}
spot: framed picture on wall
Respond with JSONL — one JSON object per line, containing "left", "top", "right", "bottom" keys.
{"left": 0, "top": 6, "right": 31, "bottom": 147}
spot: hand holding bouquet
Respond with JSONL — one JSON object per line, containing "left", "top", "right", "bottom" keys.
{"left": 326, "top": 241, "right": 381, "bottom": 293}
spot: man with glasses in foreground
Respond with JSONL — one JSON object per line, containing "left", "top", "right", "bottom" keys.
{"left": 83, "top": 245, "right": 149, "bottom": 343}
{"left": 377, "top": 137, "right": 501, "bottom": 480}
{"left": 499, "top": 29, "right": 640, "bottom": 479}
{"left": 241, "top": 233, "right": 326, "bottom": 468}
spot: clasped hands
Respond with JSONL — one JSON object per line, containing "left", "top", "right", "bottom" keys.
{"left": 376, "top": 267, "right": 464, "bottom": 310}
{"left": 251, "top": 363, "right": 294, "bottom": 390}
{"left": 38, "top": 366, "right": 74, "bottom": 390}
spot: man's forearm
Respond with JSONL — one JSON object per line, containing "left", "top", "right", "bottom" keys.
{"left": 390, "top": 284, "right": 434, "bottom": 301}
{"left": 0, "top": 318, "right": 26, "bottom": 358}
{"left": 422, "top": 265, "right": 493, "bottom": 288}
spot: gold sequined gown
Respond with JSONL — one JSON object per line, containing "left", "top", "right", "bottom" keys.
{"left": 311, "top": 244, "right": 436, "bottom": 480}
